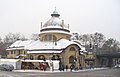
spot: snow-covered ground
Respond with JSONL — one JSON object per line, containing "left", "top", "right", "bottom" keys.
{"left": 12, "top": 67, "right": 107, "bottom": 73}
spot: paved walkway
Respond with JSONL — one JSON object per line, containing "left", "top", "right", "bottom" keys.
{"left": 13, "top": 67, "right": 107, "bottom": 73}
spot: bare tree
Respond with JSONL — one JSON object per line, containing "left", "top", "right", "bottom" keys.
{"left": 0, "top": 33, "right": 28, "bottom": 57}
{"left": 101, "top": 38, "right": 120, "bottom": 53}
{"left": 3, "top": 32, "right": 27, "bottom": 48}
{"left": 30, "top": 33, "right": 39, "bottom": 40}
{"left": 79, "top": 34, "right": 90, "bottom": 45}
{"left": 90, "top": 32, "right": 106, "bottom": 48}
{"left": 0, "top": 37, "right": 4, "bottom": 51}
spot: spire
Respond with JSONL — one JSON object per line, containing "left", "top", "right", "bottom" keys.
{"left": 55, "top": 6, "right": 57, "bottom": 11}
{"left": 51, "top": 7, "right": 60, "bottom": 17}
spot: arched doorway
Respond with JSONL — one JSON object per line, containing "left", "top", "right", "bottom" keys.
{"left": 69, "top": 56, "right": 75, "bottom": 64}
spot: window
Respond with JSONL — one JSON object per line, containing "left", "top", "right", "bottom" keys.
{"left": 29, "top": 55, "right": 33, "bottom": 60}
{"left": 48, "top": 34, "right": 52, "bottom": 40}
{"left": 70, "top": 47, "right": 75, "bottom": 51}
{"left": 51, "top": 55, "right": 60, "bottom": 60}
{"left": 18, "top": 50, "right": 21, "bottom": 54}
{"left": 38, "top": 55, "right": 46, "bottom": 61}
{"left": 42, "top": 34, "right": 57, "bottom": 41}
{"left": 11, "top": 51, "right": 14, "bottom": 54}
{"left": 53, "top": 35, "right": 57, "bottom": 41}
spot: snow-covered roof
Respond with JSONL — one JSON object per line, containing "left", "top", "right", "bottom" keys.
{"left": 43, "top": 17, "right": 62, "bottom": 27}
{"left": 25, "top": 39, "right": 80, "bottom": 50}
{"left": 7, "top": 40, "right": 35, "bottom": 50}
{"left": 21, "top": 60, "right": 59, "bottom": 63}
{"left": 7, "top": 39, "right": 86, "bottom": 54}
{"left": 0, "top": 59, "right": 20, "bottom": 62}
{"left": 9, "top": 40, "right": 34, "bottom": 47}
{"left": 27, "top": 50, "right": 62, "bottom": 54}
{"left": 42, "top": 10, "right": 68, "bottom": 30}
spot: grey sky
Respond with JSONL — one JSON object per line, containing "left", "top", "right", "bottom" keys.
{"left": 0, "top": 0, "right": 120, "bottom": 42}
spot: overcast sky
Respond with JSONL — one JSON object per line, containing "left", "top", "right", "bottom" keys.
{"left": 0, "top": 0, "right": 120, "bottom": 42}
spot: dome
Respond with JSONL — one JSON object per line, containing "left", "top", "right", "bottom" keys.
{"left": 40, "top": 10, "right": 70, "bottom": 35}
{"left": 43, "top": 17, "right": 62, "bottom": 27}
{"left": 43, "top": 10, "right": 62, "bottom": 27}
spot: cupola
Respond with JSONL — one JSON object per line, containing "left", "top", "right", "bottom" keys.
{"left": 39, "top": 9, "right": 71, "bottom": 41}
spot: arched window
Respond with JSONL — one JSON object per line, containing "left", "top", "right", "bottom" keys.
{"left": 51, "top": 55, "right": 60, "bottom": 60}
{"left": 29, "top": 55, "right": 33, "bottom": 60}
{"left": 69, "top": 56, "right": 74, "bottom": 64}
{"left": 70, "top": 47, "right": 75, "bottom": 51}
{"left": 53, "top": 35, "right": 57, "bottom": 41}
{"left": 37, "top": 55, "right": 46, "bottom": 61}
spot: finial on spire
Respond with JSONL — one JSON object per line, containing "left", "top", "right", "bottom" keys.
{"left": 55, "top": 6, "right": 56, "bottom": 11}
